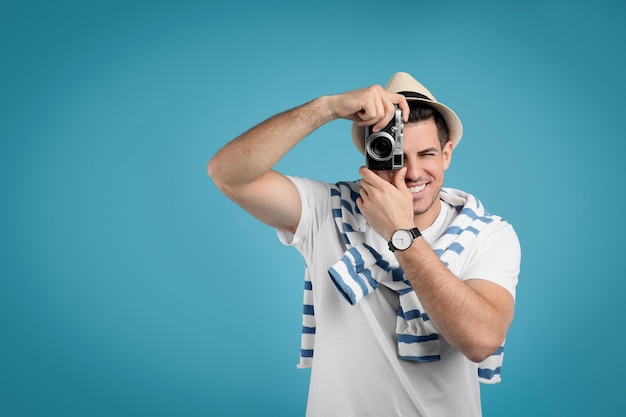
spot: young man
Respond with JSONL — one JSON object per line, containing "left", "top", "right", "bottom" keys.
{"left": 208, "top": 72, "right": 520, "bottom": 417}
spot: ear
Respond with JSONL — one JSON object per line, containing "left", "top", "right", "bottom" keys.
{"left": 442, "top": 141, "right": 454, "bottom": 170}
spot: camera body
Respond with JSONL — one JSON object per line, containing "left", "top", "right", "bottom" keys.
{"left": 365, "top": 107, "right": 404, "bottom": 171}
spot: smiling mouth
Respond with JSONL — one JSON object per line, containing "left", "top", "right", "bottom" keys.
{"left": 408, "top": 184, "right": 427, "bottom": 193}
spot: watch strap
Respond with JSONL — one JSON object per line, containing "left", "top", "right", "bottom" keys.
{"left": 408, "top": 227, "right": 421, "bottom": 239}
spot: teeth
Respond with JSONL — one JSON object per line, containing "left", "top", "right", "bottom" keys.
{"left": 409, "top": 184, "right": 426, "bottom": 193}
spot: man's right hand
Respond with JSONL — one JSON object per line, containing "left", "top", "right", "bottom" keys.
{"left": 327, "top": 85, "right": 410, "bottom": 132}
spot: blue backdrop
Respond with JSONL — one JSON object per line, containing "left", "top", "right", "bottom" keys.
{"left": 2, "top": 0, "right": 625, "bottom": 416}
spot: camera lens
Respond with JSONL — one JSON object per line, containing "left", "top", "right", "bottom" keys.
{"left": 366, "top": 134, "right": 394, "bottom": 161}
{"left": 371, "top": 138, "right": 392, "bottom": 158}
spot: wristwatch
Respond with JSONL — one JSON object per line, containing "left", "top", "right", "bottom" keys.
{"left": 388, "top": 227, "right": 421, "bottom": 252}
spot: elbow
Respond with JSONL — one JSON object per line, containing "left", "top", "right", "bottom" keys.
{"left": 462, "top": 334, "right": 506, "bottom": 364}
{"left": 206, "top": 158, "right": 219, "bottom": 183}
{"left": 207, "top": 158, "right": 228, "bottom": 192}
{"left": 207, "top": 157, "right": 243, "bottom": 201}
{"left": 460, "top": 305, "right": 513, "bottom": 363}
{"left": 465, "top": 346, "right": 502, "bottom": 364}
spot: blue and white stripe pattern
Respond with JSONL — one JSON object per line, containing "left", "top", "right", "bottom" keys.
{"left": 298, "top": 266, "right": 315, "bottom": 368}
{"left": 298, "top": 180, "right": 506, "bottom": 383}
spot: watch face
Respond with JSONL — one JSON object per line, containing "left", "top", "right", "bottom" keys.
{"left": 391, "top": 229, "right": 412, "bottom": 250}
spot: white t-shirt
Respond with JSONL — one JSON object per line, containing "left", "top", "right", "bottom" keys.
{"left": 278, "top": 177, "right": 520, "bottom": 417}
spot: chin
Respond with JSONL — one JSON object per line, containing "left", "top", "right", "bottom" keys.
{"left": 413, "top": 194, "right": 439, "bottom": 217}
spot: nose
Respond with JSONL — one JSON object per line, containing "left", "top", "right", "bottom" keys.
{"left": 403, "top": 156, "right": 422, "bottom": 182}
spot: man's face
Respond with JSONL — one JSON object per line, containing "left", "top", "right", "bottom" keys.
{"left": 374, "top": 118, "right": 453, "bottom": 228}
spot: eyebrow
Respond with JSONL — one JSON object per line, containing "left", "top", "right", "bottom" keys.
{"left": 416, "top": 147, "right": 440, "bottom": 155}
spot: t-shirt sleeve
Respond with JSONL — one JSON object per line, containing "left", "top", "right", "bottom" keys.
{"left": 276, "top": 176, "right": 331, "bottom": 254}
{"left": 461, "top": 220, "right": 521, "bottom": 300}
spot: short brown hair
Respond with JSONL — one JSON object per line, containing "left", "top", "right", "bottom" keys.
{"left": 407, "top": 103, "right": 450, "bottom": 149}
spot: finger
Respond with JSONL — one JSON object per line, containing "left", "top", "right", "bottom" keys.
{"left": 356, "top": 104, "right": 375, "bottom": 121}
{"left": 392, "top": 94, "right": 410, "bottom": 123}
{"left": 393, "top": 167, "right": 408, "bottom": 190}
{"left": 355, "top": 86, "right": 389, "bottom": 128}
{"left": 359, "top": 93, "right": 383, "bottom": 117}
{"left": 369, "top": 98, "right": 396, "bottom": 132}
{"left": 357, "top": 102, "right": 385, "bottom": 129}
{"left": 359, "top": 166, "right": 378, "bottom": 185}
{"left": 375, "top": 96, "right": 386, "bottom": 124}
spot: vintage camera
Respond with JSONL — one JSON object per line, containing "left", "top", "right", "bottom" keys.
{"left": 365, "top": 107, "right": 404, "bottom": 171}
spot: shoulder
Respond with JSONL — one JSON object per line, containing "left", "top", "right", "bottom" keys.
{"left": 288, "top": 177, "right": 363, "bottom": 204}
{"left": 440, "top": 187, "right": 521, "bottom": 253}
{"left": 287, "top": 176, "right": 333, "bottom": 194}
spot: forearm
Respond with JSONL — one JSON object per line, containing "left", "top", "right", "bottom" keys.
{"left": 208, "top": 96, "right": 336, "bottom": 189}
{"left": 396, "top": 238, "right": 513, "bottom": 363}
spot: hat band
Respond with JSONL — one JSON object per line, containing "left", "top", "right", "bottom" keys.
{"left": 399, "top": 91, "right": 432, "bottom": 101}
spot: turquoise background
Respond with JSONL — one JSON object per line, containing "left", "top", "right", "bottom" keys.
{"left": 2, "top": 0, "right": 625, "bottom": 415}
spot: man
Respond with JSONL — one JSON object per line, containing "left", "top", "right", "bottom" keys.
{"left": 207, "top": 72, "right": 520, "bottom": 416}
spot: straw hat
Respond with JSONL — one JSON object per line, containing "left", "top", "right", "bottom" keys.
{"left": 351, "top": 72, "right": 463, "bottom": 154}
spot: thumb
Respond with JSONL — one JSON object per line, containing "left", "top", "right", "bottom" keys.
{"left": 393, "top": 167, "right": 408, "bottom": 190}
